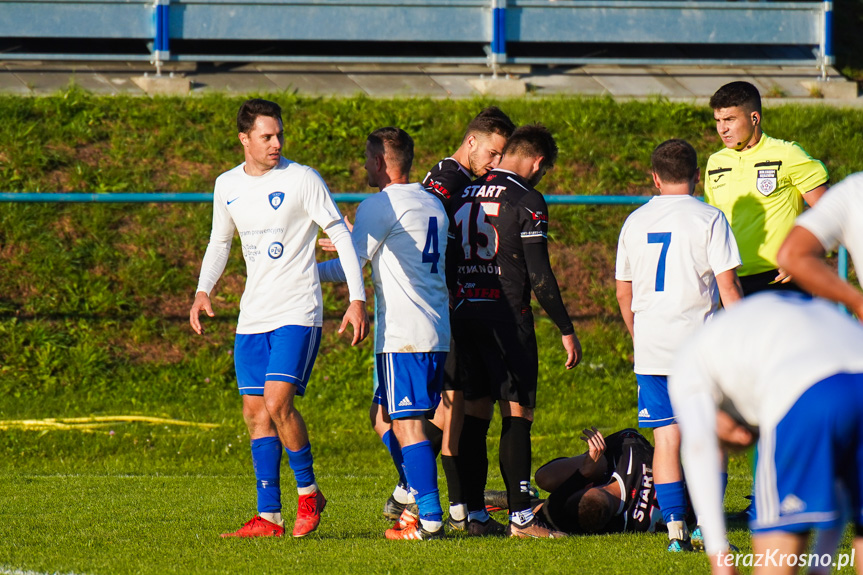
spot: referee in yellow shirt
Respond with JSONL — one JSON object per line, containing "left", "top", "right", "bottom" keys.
{"left": 705, "top": 81, "right": 829, "bottom": 295}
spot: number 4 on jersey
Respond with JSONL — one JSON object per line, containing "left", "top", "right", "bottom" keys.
{"left": 422, "top": 216, "right": 441, "bottom": 273}
{"left": 647, "top": 232, "right": 671, "bottom": 292}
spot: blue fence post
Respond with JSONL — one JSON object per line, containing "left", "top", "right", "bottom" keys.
{"left": 821, "top": 0, "right": 834, "bottom": 79}
{"left": 153, "top": 0, "right": 171, "bottom": 76}
{"left": 490, "top": 0, "right": 507, "bottom": 77}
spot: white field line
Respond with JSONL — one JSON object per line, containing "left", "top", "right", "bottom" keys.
{"left": 1, "top": 567, "right": 88, "bottom": 575}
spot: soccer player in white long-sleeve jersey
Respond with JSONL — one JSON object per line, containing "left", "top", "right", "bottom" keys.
{"left": 318, "top": 127, "right": 450, "bottom": 540}
{"left": 779, "top": 171, "right": 863, "bottom": 319}
{"left": 189, "top": 99, "right": 369, "bottom": 539}
{"left": 669, "top": 293, "right": 863, "bottom": 575}
{"left": 616, "top": 139, "right": 743, "bottom": 552}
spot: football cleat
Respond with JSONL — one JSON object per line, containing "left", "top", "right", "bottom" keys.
{"left": 292, "top": 489, "right": 326, "bottom": 537}
{"left": 467, "top": 517, "right": 506, "bottom": 536}
{"left": 507, "top": 517, "right": 567, "bottom": 539}
{"left": 667, "top": 538, "right": 694, "bottom": 552}
{"left": 446, "top": 515, "right": 468, "bottom": 531}
{"left": 385, "top": 521, "right": 445, "bottom": 541}
{"left": 220, "top": 515, "right": 285, "bottom": 538}
{"left": 690, "top": 526, "right": 704, "bottom": 551}
{"left": 484, "top": 490, "right": 509, "bottom": 513}
{"left": 391, "top": 506, "right": 419, "bottom": 531}
{"left": 383, "top": 494, "right": 408, "bottom": 520}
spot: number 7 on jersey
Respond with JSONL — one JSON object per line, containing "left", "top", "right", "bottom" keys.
{"left": 647, "top": 232, "right": 671, "bottom": 292}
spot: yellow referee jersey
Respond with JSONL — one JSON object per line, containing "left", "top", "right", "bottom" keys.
{"left": 704, "top": 134, "right": 828, "bottom": 277}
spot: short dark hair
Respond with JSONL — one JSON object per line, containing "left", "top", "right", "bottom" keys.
{"left": 367, "top": 127, "right": 414, "bottom": 173}
{"left": 576, "top": 488, "right": 615, "bottom": 533}
{"left": 709, "top": 81, "right": 762, "bottom": 114}
{"left": 651, "top": 139, "right": 698, "bottom": 184}
{"left": 237, "top": 99, "right": 282, "bottom": 134}
{"left": 501, "top": 124, "right": 558, "bottom": 171}
{"left": 464, "top": 106, "right": 516, "bottom": 141}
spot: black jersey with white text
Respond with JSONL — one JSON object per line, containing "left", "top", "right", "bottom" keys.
{"left": 422, "top": 158, "right": 472, "bottom": 212}
{"left": 447, "top": 169, "right": 550, "bottom": 324}
{"left": 601, "top": 429, "right": 662, "bottom": 533}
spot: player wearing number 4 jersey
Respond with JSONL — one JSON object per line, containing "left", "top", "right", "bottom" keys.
{"left": 318, "top": 127, "right": 450, "bottom": 540}
{"left": 449, "top": 124, "right": 582, "bottom": 538}
{"left": 615, "top": 139, "right": 743, "bottom": 552}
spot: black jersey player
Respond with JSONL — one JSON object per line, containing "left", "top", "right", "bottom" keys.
{"left": 449, "top": 124, "right": 582, "bottom": 538}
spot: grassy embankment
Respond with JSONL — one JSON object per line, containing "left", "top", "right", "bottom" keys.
{"left": 0, "top": 92, "right": 861, "bottom": 574}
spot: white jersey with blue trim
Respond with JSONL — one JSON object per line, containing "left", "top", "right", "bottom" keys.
{"left": 352, "top": 182, "right": 450, "bottom": 354}
{"left": 196, "top": 157, "right": 363, "bottom": 334}
{"left": 669, "top": 293, "right": 863, "bottom": 555}
{"left": 615, "top": 195, "right": 741, "bottom": 374}
{"left": 796, "top": 171, "right": 863, "bottom": 276}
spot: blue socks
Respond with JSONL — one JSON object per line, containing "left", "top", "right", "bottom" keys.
{"left": 251, "top": 436, "right": 282, "bottom": 513}
{"left": 401, "top": 440, "right": 443, "bottom": 522}
{"left": 381, "top": 430, "right": 408, "bottom": 487}
{"left": 286, "top": 443, "right": 316, "bottom": 490}
{"left": 656, "top": 480, "right": 688, "bottom": 524}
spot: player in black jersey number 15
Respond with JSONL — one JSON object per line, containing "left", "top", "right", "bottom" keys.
{"left": 449, "top": 124, "right": 582, "bottom": 538}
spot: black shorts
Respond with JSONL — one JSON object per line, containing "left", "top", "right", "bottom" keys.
{"left": 442, "top": 336, "right": 464, "bottom": 392}
{"left": 452, "top": 316, "right": 538, "bottom": 408}
{"left": 740, "top": 269, "right": 807, "bottom": 297}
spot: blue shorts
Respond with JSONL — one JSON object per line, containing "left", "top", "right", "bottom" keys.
{"left": 636, "top": 374, "right": 676, "bottom": 428}
{"left": 374, "top": 352, "right": 446, "bottom": 419}
{"left": 751, "top": 372, "right": 863, "bottom": 534}
{"left": 234, "top": 326, "right": 322, "bottom": 396}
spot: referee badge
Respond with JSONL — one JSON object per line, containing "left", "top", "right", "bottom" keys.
{"left": 268, "top": 191, "right": 285, "bottom": 210}
{"left": 755, "top": 169, "right": 778, "bottom": 196}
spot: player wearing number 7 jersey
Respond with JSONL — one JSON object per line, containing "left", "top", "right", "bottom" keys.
{"left": 615, "top": 139, "right": 743, "bottom": 552}
{"left": 448, "top": 124, "right": 583, "bottom": 538}
{"left": 318, "top": 127, "right": 450, "bottom": 540}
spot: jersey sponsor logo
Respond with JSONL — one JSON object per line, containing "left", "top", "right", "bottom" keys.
{"left": 268, "top": 242, "right": 284, "bottom": 259}
{"left": 227, "top": 196, "right": 241, "bottom": 205}
{"left": 756, "top": 169, "right": 778, "bottom": 196}
{"left": 525, "top": 207, "right": 548, "bottom": 224}
{"left": 425, "top": 178, "right": 452, "bottom": 199}
{"left": 713, "top": 174, "right": 726, "bottom": 182}
{"left": 398, "top": 396, "right": 413, "bottom": 407}
{"left": 268, "top": 191, "right": 285, "bottom": 210}
{"left": 455, "top": 282, "right": 501, "bottom": 300}
{"left": 521, "top": 231, "right": 546, "bottom": 239}
{"left": 631, "top": 463, "right": 654, "bottom": 523}
{"left": 461, "top": 184, "right": 506, "bottom": 199}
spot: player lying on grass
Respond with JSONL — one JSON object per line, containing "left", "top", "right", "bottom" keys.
{"left": 527, "top": 427, "right": 689, "bottom": 535}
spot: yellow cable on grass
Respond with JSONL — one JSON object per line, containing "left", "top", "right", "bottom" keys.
{"left": 0, "top": 416, "right": 220, "bottom": 432}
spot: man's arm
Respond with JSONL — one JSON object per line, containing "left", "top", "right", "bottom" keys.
{"left": 323, "top": 220, "right": 369, "bottom": 345}
{"left": 523, "top": 241, "right": 582, "bottom": 369}
{"left": 190, "top": 193, "right": 234, "bottom": 335}
{"left": 715, "top": 269, "right": 743, "bottom": 309}
{"left": 615, "top": 280, "right": 634, "bottom": 338}
{"left": 778, "top": 226, "right": 863, "bottom": 318}
{"left": 802, "top": 183, "right": 828, "bottom": 207}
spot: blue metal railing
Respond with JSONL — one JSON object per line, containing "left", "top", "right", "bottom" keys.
{"left": 0, "top": 191, "right": 848, "bottom": 283}
{"left": 0, "top": 0, "right": 832, "bottom": 71}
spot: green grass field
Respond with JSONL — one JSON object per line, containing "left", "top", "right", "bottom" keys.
{"left": 1, "top": 91, "right": 861, "bottom": 574}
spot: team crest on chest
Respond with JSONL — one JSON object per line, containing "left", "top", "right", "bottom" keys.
{"left": 268, "top": 191, "right": 285, "bottom": 210}
{"left": 755, "top": 169, "right": 778, "bottom": 196}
